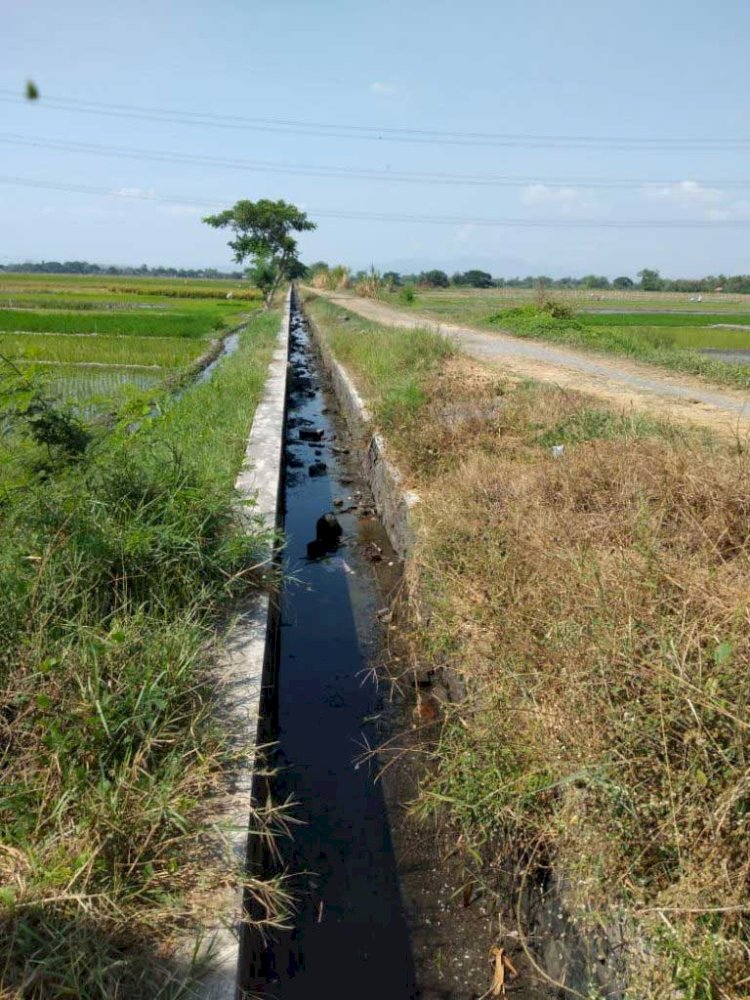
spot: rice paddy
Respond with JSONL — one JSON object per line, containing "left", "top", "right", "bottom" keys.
{"left": 0, "top": 273, "right": 262, "bottom": 415}
{"left": 0, "top": 332, "right": 207, "bottom": 367}
{"left": 0, "top": 307, "right": 234, "bottom": 338}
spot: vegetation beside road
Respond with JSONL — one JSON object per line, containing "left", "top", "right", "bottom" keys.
{"left": 306, "top": 292, "right": 750, "bottom": 1000}
{"left": 0, "top": 277, "right": 284, "bottom": 998}
{"left": 484, "top": 303, "right": 750, "bottom": 389}
{"left": 345, "top": 282, "right": 750, "bottom": 390}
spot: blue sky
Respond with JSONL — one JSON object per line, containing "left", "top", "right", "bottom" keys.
{"left": 4, "top": 0, "right": 750, "bottom": 277}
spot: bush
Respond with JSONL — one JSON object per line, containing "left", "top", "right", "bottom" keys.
{"left": 488, "top": 304, "right": 580, "bottom": 334}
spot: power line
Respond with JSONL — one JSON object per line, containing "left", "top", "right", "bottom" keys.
{"left": 2, "top": 90, "right": 749, "bottom": 151}
{"left": 1, "top": 174, "right": 749, "bottom": 228}
{"left": 3, "top": 131, "right": 750, "bottom": 190}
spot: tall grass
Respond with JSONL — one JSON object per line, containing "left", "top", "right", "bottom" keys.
{"left": 308, "top": 298, "right": 454, "bottom": 429}
{"left": 0, "top": 310, "right": 283, "bottom": 998}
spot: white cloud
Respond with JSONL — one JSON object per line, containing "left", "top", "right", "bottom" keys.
{"left": 521, "top": 184, "right": 598, "bottom": 215}
{"left": 110, "top": 186, "right": 157, "bottom": 201}
{"left": 639, "top": 180, "right": 750, "bottom": 220}
{"left": 369, "top": 81, "right": 396, "bottom": 95}
{"left": 642, "top": 180, "right": 725, "bottom": 207}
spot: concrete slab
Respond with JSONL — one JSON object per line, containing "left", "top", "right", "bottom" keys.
{"left": 193, "top": 289, "right": 291, "bottom": 1000}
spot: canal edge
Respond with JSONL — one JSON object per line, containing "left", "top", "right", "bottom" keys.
{"left": 302, "top": 295, "right": 419, "bottom": 562}
{"left": 195, "top": 287, "right": 291, "bottom": 1000}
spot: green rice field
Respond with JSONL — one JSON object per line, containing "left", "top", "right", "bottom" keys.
{"left": 0, "top": 273, "right": 262, "bottom": 416}
{"left": 0, "top": 333, "right": 207, "bottom": 367}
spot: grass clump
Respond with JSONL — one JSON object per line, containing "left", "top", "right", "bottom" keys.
{"left": 306, "top": 298, "right": 454, "bottom": 432}
{"left": 0, "top": 310, "right": 283, "bottom": 997}
{"left": 308, "top": 299, "right": 750, "bottom": 998}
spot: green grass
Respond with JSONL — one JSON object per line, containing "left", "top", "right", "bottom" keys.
{"left": 0, "top": 274, "right": 262, "bottom": 299}
{"left": 307, "top": 298, "right": 454, "bottom": 429}
{"left": 0, "top": 308, "right": 242, "bottom": 339}
{"left": 0, "top": 308, "right": 284, "bottom": 997}
{"left": 576, "top": 311, "right": 750, "bottom": 328}
{"left": 32, "top": 365, "right": 167, "bottom": 413}
{"left": 533, "top": 404, "right": 674, "bottom": 447}
{"left": 144, "top": 310, "right": 281, "bottom": 484}
{"left": 484, "top": 306, "right": 750, "bottom": 388}
{"left": 0, "top": 332, "right": 208, "bottom": 368}
{"left": 579, "top": 323, "right": 750, "bottom": 351}
{"left": 372, "top": 287, "right": 750, "bottom": 385}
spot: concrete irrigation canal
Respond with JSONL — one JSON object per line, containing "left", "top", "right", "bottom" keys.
{"left": 252, "top": 300, "right": 418, "bottom": 998}
{"left": 204, "top": 294, "right": 566, "bottom": 1000}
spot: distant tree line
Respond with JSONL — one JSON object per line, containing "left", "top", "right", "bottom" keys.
{"left": 9, "top": 260, "right": 750, "bottom": 294}
{"left": 0, "top": 261, "right": 244, "bottom": 279}
{"left": 308, "top": 262, "right": 750, "bottom": 294}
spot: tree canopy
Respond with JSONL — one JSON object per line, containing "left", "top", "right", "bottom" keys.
{"left": 203, "top": 199, "right": 315, "bottom": 306}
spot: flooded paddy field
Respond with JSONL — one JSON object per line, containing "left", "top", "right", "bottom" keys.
{"left": 0, "top": 273, "right": 262, "bottom": 417}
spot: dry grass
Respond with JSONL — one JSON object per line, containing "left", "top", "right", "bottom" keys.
{"left": 308, "top": 296, "right": 750, "bottom": 998}
{"left": 310, "top": 266, "right": 350, "bottom": 291}
{"left": 400, "top": 373, "right": 750, "bottom": 997}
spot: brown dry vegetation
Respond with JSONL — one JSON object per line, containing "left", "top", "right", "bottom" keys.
{"left": 306, "top": 295, "right": 750, "bottom": 999}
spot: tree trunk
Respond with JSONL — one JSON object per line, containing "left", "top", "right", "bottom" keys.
{"left": 264, "top": 254, "right": 288, "bottom": 309}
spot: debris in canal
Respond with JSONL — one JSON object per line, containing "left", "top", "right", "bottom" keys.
{"left": 299, "top": 427, "right": 325, "bottom": 442}
{"left": 306, "top": 511, "right": 343, "bottom": 559}
{"left": 362, "top": 541, "right": 383, "bottom": 562}
{"left": 308, "top": 461, "right": 328, "bottom": 477}
{"left": 316, "top": 512, "right": 343, "bottom": 547}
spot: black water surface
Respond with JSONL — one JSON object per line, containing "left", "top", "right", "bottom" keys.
{"left": 263, "top": 305, "right": 418, "bottom": 999}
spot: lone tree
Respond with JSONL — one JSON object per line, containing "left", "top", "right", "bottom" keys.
{"left": 637, "top": 268, "right": 662, "bottom": 291}
{"left": 203, "top": 199, "right": 315, "bottom": 306}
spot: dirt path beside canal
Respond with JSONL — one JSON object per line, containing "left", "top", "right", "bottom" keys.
{"left": 309, "top": 289, "right": 750, "bottom": 439}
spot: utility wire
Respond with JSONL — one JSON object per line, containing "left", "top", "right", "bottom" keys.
{"left": 1, "top": 174, "right": 749, "bottom": 228}
{"left": 3, "top": 131, "right": 750, "bottom": 190}
{"left": 2, "top": 90, "right": 749, "bottom": 151}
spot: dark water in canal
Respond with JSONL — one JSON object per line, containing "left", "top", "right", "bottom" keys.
{"left": 258, "top": 303, "right": 418, "bottom": 998}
